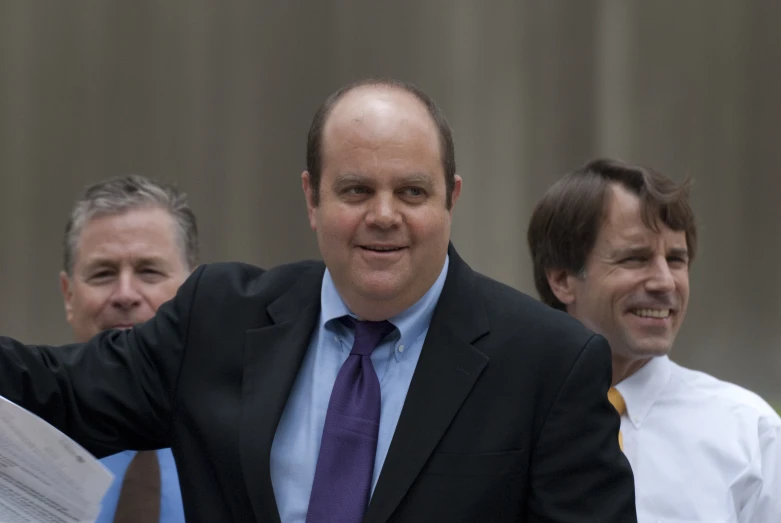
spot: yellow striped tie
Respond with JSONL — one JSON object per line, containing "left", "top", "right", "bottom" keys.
{"left": 607, "top": 387, "right": 626, "bottom": 451}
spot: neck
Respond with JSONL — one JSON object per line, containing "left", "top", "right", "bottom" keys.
{"left": 343, "top": 292, "right": 420, "bottom": 322}
{"left": 611, "top": 355, "right": 652, "bottom": 386}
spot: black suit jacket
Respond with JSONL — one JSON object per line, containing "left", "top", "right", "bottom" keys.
{"left": 0, "top": 246, "right": 636, "bottom": 522}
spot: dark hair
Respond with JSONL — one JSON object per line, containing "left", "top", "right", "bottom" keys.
{"left": 63, "top": 175, "right": 199, "bottom": 275}
{"left": 306, "top": 78, "right": 457, "bottom": 208}
{"left": 527, "top": 158, "right": 697, "bottom": 310}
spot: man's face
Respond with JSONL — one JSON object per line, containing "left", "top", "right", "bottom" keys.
{"left": 60, "top": 207, "right": 190, "bottom": 342}
{"left": 303, "top": 87, "right": 461, "bottom": 320}
{"left": 564, "top": 184, "right": 690, "bottom": 363}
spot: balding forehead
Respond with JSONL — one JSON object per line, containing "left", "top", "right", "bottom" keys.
{"left": 323, "top": 87, "right": 438, "bottom": 145}
{"left": 331, "top": 85, "right": 431, "bottom": 120}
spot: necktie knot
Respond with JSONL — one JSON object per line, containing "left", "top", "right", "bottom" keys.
{"left": 608, "top": 387, "right": 627, "bottom": 416}
{"left": 341, "top": 316, "right": 395, "bottom": 356}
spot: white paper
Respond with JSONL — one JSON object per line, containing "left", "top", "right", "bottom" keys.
{"left": 0, "top": 395, "right": 113, "bottom": 523}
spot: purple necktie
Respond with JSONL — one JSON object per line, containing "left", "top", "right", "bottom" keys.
{"left": 305, "top": 317, "right": 395, "bottom": 523}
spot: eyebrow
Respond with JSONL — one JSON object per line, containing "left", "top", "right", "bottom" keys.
{"left": 397, "top": 172, "right": 434, "bottom": 186}
{"left": 332, "top": 172, "right": 370, "bottom": 188}
{"left": 82, "top": 256, "right": 169, "bottom": 271}
{"left": 611, "top": 246, "right": 689, "bottom": 259}
{"left": 332, "top": 172, "right": 434, "bottom": 188}
{"left": 611, "top": 246, "right": 654, "bottom": 259}
{"left": 667, "top": 247, "right": 689, "bottom": 258}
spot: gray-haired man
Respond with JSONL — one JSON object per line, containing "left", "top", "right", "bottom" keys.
{"left": 58, "top": 175, "right": 195, "bottom": 523}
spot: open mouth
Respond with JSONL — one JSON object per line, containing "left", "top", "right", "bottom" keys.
{"left": 102, "top": 323, "right": 136, "bottom": 331}
{"left": 630, "top": 308, "right": 671, "bottom": 319}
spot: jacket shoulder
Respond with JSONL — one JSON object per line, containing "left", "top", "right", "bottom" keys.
{"left": 193, "top": 259, "right": 324, "bottom": 301}
{"left": 473, "top": 272, "right": 597, "bottom": 346}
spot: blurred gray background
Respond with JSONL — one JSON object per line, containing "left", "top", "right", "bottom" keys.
{"left": 1, "top": 0, "right": 779, "bottom": 404}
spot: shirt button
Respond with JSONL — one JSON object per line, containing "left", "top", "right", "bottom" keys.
{"left": 398, "top": 345, "right": 405, "bottom": 353}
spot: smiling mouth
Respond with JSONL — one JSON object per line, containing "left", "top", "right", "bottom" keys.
{"left": 359, "top": 246, "right": 406, "bottom": 253}
{"left": 101, "top": 322, "right": 136, "bottom": 331}
{"left": 630, "top": 308, "right": 672, "bottom": 319}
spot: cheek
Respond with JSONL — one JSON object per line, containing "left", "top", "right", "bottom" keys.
{"left": 676, "top": 275, "right": 690, "bottom": 296}
{"left": 407, "top": 210, "right": 449, "bottom": 243}
{"left": 318, "top": 208, "right": 362, "bottom": 242}
{"left": 145, "top": 283, "right": 183, "bottom": 311}
{"left": 674, "top": 278, "right": 690, "bottom": 317}
{"left": 71, "top": 289, "right": 110, "bottom": 318}
{"left": 598, "top": 273, "right": 637, "bottom": 305}
{"left": 579, "top": 284, "right": 618, "bottom": 323}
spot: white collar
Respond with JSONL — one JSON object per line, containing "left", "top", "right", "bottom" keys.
{"left": 614, "top": 355, "right": 672, "bottom": 428}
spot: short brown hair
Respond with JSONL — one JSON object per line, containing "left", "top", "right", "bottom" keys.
{"left": 527, "top": 158, "right": 697, "bottom": 310}
{"left": 306, "top": 78, "right": 457, "bottom": 209}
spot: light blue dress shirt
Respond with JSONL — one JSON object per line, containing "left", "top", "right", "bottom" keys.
{"left": 96, "top": 448, "right": 185, "bottom": 523}
{"left": 269, "top": 255, "right": 450, "bottom": 523}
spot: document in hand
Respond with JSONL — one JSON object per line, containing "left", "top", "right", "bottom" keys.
{"left": 0, "top": 395, "right": 113, "bottom": 523}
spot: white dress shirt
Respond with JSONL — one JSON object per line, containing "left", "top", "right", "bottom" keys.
{"left": 615, "top": 355, "right": 780, "bottom": 523}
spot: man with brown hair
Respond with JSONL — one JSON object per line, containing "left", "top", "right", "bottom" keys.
{"left": 528, "top": 158, "right": 780, "bottom": 522}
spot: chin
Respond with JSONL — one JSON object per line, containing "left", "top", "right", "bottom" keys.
{"left": 630, "top": 343, "right": 672, "bottom": 358}
{"left": 354, "top": 272, "right": 407, "bottom": 296}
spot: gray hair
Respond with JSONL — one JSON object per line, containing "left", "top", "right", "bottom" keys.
{"left": 63, "top": 175, "right": 199, "bottom": 275}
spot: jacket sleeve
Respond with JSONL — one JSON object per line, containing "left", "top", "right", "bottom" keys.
{"left": 0, "top": 264, "right": 208, "bottom": 458}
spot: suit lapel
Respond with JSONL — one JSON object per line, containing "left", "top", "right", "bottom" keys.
{"left": 365, "top": 246, "right": 490, "bottom": 523}
{"left": 239, "top": 264, "right": 325, "bottom": 523}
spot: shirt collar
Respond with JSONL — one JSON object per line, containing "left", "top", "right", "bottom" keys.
{"left": 319, "top": 255, "right": 450, "bottom": 362}
{"left": 614, "top": 355, "right": 672, "bottom": 428}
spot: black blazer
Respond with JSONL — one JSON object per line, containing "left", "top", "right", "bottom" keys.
{"left": 0, "top": 245, "right": 636, "bottom": 522}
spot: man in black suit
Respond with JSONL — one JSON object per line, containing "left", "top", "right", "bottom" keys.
{"left": 0, "top": 79, "right": 636, "bottom": 522}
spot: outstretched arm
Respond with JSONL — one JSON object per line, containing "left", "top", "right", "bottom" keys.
{"left": 0, "top": 264, "right": 207, "bottom": 458}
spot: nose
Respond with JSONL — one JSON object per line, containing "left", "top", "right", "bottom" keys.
{"left": 365, "top": 192, "right": 401, "bottom": 229}
{"left": 645, "top": 256, "right": 675, "bottom": 294}
{"left": 109, "top": 272, "right": 142, "bottom": 311}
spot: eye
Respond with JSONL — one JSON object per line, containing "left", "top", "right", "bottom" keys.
{"left": 401, "top": 187, "right": 425, "bottom": 197}
{"left": 343, "top": 186, "right": 371, "bottom": 196}
{"left": 667, "top": 256, "right": 688, "bottom": 267}
{"left": 138, "top": 268, "right": 166, "bottom": 280}
{"left": 89, "top": 270, "right": 114, "bottom": 281}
